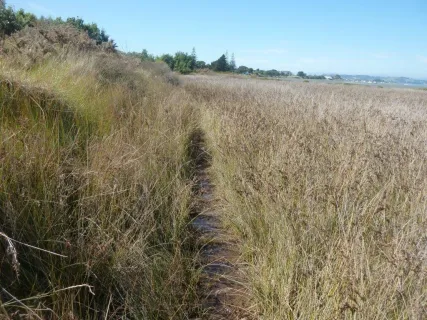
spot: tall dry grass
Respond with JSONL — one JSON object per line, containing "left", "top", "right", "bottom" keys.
{"left": 0, "top": 38, "right": 200, "bottom": 318}
{"left": 185, "top": 75, "right": 427, "bottom": 319}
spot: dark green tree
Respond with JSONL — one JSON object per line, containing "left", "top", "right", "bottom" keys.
{"left": 0, "top": 5, "right": 21, "bottom": 36}
{"left": 229, "top": 53, "right": 236, "bottom": 71}
{"left": 159, "top": 53, "right": 174, "bottom": 70}
{"left": 173, "top": 51, "right": 193, "bottom": 74}
{"left": 15, "top": 9, "right": 36, "bottom": 28}
{"left": 280, "top": 71, "right": 293, "bottom": 76}
{"left": 140, "top": 49, "right": 155, "bottom": 61}
{"left": 195, "top": 60, "right": 207, "bottom": 69}
{"left": 297, "top": 71, "right": 307, "bottom": 78}
{"left": 236, "top": 65, "right": 249, "bottom": 74}
{"left": 190, "top": 47, "right": 197, "bottom": 70}
{"left": 66, "top": 17, "right": 112, "bottom": 45}
{"left": 39, "top": 16, "right": 65, "bottom": 24}
{"left": 211, "top": 54, "right": 228, "bottom": 72}
{"left": 265, "top": 69, "right": 280, "bottom": 77}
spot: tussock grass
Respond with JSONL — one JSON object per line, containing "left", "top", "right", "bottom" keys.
{"left": 184, "top": 75, "right": 427, "bottom": 319}
{"left": 0, "top": 43, "right": 197, "bottom": 318}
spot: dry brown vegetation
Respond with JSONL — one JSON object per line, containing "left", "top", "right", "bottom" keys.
{"left": 0, "top": 27, "right": 201, "bottom": 318}
{"left": 1, "top": 22, "right": 427, "bottom": 319}
{"left": 0, "top": 22, "right": 116, "bottom": 69}
{"left": 184, "top": 75, "right": 427, "bottom": 319}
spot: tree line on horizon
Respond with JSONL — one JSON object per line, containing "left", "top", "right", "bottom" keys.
{"left": 128, "top": 48, "right": 286, "bottom": 76}
{"left": 1, "top": 2, "right": 341, "bottom": 79}
{"left": 130, "top": 48, "right": 342, "bottom": 79}
{"left": 127, "top": 48, "right": 238, "bottom": 75}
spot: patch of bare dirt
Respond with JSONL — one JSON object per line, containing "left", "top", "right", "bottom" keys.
{"left": 189, "top": 130, "right": 251, "bottom": 320}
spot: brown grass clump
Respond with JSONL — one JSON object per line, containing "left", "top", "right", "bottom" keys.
{"left": 184, "top": 75, "right": 427, "bottom": 319}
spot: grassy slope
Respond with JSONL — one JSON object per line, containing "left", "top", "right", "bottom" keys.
{"left": 185, "top": 75, "right": 427, "bottom": 319}
{"left": 0, "top": 52, "right": 199, "bottom": 318}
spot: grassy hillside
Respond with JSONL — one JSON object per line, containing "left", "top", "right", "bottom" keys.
{"left": 0, "top": 25, "right": 200, "bottom": 319}
{"left": 184, "top": 74, "right": 427, "bottom": 319}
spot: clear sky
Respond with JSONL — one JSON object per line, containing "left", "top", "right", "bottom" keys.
{"left": 6, "top": 0, "right": 427, "bottom": 78}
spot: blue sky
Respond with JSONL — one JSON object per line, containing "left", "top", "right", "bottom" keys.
{"left": 6, "top": 0, "right": 427, "bottom": 78}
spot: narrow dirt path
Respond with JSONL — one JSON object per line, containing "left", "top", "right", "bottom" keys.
{"left": 189, "top": 129, "right": 250, "bottom": 320}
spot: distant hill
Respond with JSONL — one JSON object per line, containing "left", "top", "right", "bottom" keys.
{"left": 337, "top": 74, "right": 427, "bottom": 86}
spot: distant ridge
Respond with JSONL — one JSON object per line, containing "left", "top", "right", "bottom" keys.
{"left": 335, "top": 74, "right": 427, "bottom": 86}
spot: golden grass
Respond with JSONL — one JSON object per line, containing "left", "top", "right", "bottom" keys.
{"left": 184, "top": 75, "right": 427, "bottom": 319}
{"left": 0, "top": 51, "right": 199, "bottom": 318}
{"left": 2, "top": 28, "right": 426, "bottom": 318}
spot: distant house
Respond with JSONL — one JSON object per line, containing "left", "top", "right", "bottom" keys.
{"left": 324, "top": 76, "right": 333, "bottom": 80}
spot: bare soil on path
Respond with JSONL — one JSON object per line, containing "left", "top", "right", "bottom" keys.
{"left": 189, "top": 130, "right": 251, "bottom": 320}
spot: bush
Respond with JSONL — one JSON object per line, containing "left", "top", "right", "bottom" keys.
{"left": 173, "top": 52, "right": 194, "bottom": 74}
{"left": 2, "top": 23, "right": 116, "bottom": 68}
